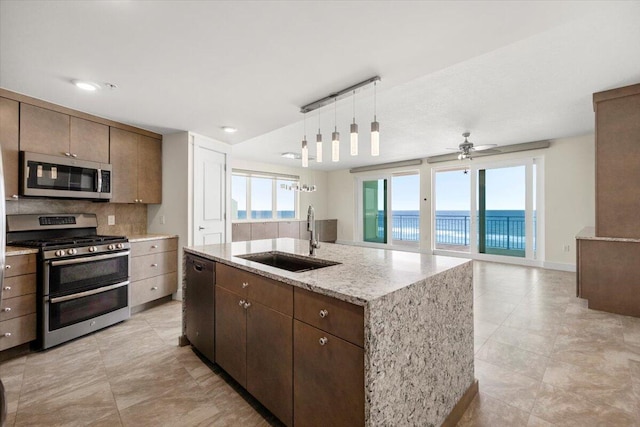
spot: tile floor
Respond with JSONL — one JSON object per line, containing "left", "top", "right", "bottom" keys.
{"left": 1, "top": 261, "right": 639, "bottom": 426}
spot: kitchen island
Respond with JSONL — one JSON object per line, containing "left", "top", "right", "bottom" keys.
{"left": 181, "top": 238, "right": 475, "bottom": 426}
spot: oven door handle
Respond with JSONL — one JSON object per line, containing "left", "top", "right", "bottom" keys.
{"left": 49, "top": 280, "right": 130, "bottom": 304}
{"left": 49, "top": 250, "right": 130, "bottom": 267}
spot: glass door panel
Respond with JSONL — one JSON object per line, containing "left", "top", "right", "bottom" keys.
{"left": 363, "top": 179, "right": 387, "bottom": 243}
{"left": 391, "top": 174, "right": 420, "bottom": 244}
{"left": 434, "top": 169, "right": 471, "bottom": 252}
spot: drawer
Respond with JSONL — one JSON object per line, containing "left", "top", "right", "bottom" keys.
{"left": 294, "top": 288, "right": 364, "bottom": 347}
{"left": 2, "top": 273, "right": 36, "bottom": 299}
{"left": 130, "top": 238, "right": 177, "bottom": 257}
{"left": 5, "top": 254, "right": 37, "bottom": 277}
{"left": 216, "top": 263, "right": 292, "bottom": 315}
{"left": 0, "top": 313, "right": 37, "bottom": 351}
{"left": 131, "top": 272, "right": 178, "bottom": 307}
{"left": 1, "top": 294, "right": 36, "bottom": 321}
{"left": 131, "top": 251, "right": 177, "bottom": 282}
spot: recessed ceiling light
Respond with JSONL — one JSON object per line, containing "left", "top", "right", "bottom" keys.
{"left": 222, "top": 126, "right": 238, "bottom": 133}
{"left": 73, "top": 80, "right": 101, "bottom": 91}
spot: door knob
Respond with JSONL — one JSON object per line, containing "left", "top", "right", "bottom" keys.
{"left": 198, "top": 226, "right": 205, "bottom": 230}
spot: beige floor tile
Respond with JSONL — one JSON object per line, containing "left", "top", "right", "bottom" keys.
{"left": 551, "top": 333, "right": 638, "bottom": 372}
{"left": 531, "top": 382, "right": 637, "bottom": 426}
{"left": 457, "top": 392, "right": 529, "bottom": 426}
{"left": 501, "top": 312, "right": 562, "bottom": 337}
{"left": 527, "top": 414, "right": 553, "bottom": 426}
{"left": 476, "top": 339, "right": 550, "bottom": 380}
{"left": 490, "top": 325, "right": 557, "bottom": 356}
{"left": 474, "top": 319, "right": 500, "bottom": 339}
{"left": 474, "top": 359, "right": 541, "bottom": 412}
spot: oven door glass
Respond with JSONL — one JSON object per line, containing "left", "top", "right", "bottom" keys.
{"left": 26, "top": 160, "right": 98, "bottom": 192}
{"left": 49, "top": 284, "right": 128, "bottom": 331}
{"left": 47, "top": 252, "right": 129, "bottom": 296}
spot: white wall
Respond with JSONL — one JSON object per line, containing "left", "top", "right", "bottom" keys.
{"left": 231, "top": 159, "right": 330, "bottom": 220}
{"left": 326, "top": 134, "right": 595, "bottom": 269}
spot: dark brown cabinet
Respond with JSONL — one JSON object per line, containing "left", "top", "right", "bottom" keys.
{"left": 20, "top": 103, "right": 109, "bottom": 163}
{"left": 110, "top": 127, "right": 162, "bottom": 204}
{"left": 0, "top": 97, "right": 19, "bottom": 199}
{"left": 215, "top": 263, "right": 293, "bottom": 426}
{"left": 293, "top": 320, "right": 364, "bottom": 427}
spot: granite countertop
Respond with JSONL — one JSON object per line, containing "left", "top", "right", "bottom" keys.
{"left": 184, "top": 238, "right": 470, "bottom": 306}
{"left": 6, "top": 246, "right": 39, "bottom": 256}
{"left": 127, "top": 234, "right": 178, "bottom": 242}
{"left": 576, "top": 226, "right": 640, "bottom": 243}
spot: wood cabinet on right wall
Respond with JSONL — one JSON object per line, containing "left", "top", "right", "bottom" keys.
{"left": 110, "top": 127, "right": 162, "bottom": 204}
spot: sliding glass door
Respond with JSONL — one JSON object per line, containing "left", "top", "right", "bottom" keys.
{"left": 363, "top": 179, "right": 387, "bottom": 243}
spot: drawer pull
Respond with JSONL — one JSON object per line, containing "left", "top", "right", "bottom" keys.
{"left": 243, "top": 302, "right": 251, "bottom": 309}
{"left": 5, "top": 265, "right": 10, "bottom": 270}
{"left": 151, "top": 286, "right": 159, "bottom": 291}
{"left": 319, "top": 337, "right": 328, "bottom": 346}
{"left": 319, "top": 309, "right": 329, "bottom": 318}
{"left": 151, "top": 245, "right": 159, "bottom": 249}
{"left": 3, "top": 286, "right": 11, "bottom": 291}
{"left": 2, "top": 332, "right": 11, "bottom": 338}
{"left": 12, "top": 194, "right": 18, "bottom": 199}
{"left": 151, "top": 263, "right": 158, "bottom": 267}
{"left": 242, "top": 282, "right": 249, "bottom": 289}
{"left": 2, "top": 307, "right": 11, "bottom": 312}
{"left": 239, "top": 299, "right": 246, "bottom": 307}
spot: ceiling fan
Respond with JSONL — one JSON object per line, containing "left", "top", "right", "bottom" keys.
{"left": 448, "top": 132, "right": 498, "bottom": 160}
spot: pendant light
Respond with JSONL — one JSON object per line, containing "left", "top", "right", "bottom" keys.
{"left": 350, "top": 90, "right": 358, "bottom": 156}
{"left": 371, "top": 81, "right": 380, "bottom": 156}
{"left": 332, "top": 98, "right": 340, "bottom": 162}
{"left": 301, "top": 113, "right": 309, "bottom": 168}
{"left": 316, "top": 108, "right": 323, "bottom": 163}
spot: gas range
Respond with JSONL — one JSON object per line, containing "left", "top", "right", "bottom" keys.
{"left": 11, "top": 234, "right": 130, "bottom": 260}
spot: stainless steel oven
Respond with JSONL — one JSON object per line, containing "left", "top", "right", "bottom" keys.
{"left": 42, "top": 250, "right": 130, "bottom": 349}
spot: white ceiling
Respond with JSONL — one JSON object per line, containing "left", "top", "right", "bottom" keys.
{"left": 1, "top": 1, "right": 639, "bottom": 171}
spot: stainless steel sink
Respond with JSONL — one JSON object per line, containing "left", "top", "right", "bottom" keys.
{"left": 236, "top": 251, "right": 340, "bottom": 272}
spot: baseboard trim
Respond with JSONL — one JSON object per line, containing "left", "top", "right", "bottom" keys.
{"left": 542, "top": 261, "right": 576, "bottom": 272}
{"left": 441, "top": 379, "right": 479, "bottom": 427}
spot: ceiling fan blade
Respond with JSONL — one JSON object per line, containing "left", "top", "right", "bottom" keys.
{"left": 445, "top": 147, "right": 461, "bottom": 151}
{"left": 472, "top": 144, "right": 498, "bottom": 151}
{"left": 475, "top": 148, "right": 502, "bottom": 154}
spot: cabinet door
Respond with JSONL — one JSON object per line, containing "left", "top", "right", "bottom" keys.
{"left": 69, "top": 117, "right": 109, "bottom": 163}
{"left": 137, "top": 135, "right": 162, "bottom": 204}
{"left": 0, "top": 97, "right": 19, "bottom": 199}
{"left": 20, "top": 103, "right": 70, "bottom": 157}
{"left": 293, "top": 320, "right": 364, "bottom": 427}
{"left": 109, "top": 127, "right": 138, "bottom": 203}
{"left": 247, "top": 303, "right": 293, "bottom": 426}
{"left": 215, "top": 285, "right": 247, "bottom": 386}
{"left": 185, "top": 256, "right": 215, "bottom": 362}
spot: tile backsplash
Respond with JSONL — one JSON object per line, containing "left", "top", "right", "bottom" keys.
{"left": 6, "top": 199, "right": 147, "bottom": 236}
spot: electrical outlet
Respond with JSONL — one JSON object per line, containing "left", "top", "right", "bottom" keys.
{"left": 160, "top": 215, "right": 166, "bottom": 225}
{"left": 107, "top": 215, "right": 115, "bottom": 226}
{"left": 563, "top": 244, "right": 570, "bottom": 252}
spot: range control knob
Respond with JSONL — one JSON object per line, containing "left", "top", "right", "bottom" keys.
{"left": 116, "top": 243, "right": 124, "bottom": 249}
{"left": 107, "top": 244, "right": 116, "bottom": 250}
{"left": 88, "top": 246, "right": 97, "bottom": 253}
{"left": 55, "top": 250, "right": 65, "bottom": 257}
{"left": 67, "top": 248, "right": 77, "bottom": 255}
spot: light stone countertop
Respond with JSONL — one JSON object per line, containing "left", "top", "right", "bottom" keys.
{"left": 184, "top": 238, "right": 470, "bottom": 306}
{"left": 127, "top": 234, "right": 178, "bottom": 242}
{"left": 6, "top": 246, "right": 39, "bottom": 256}
{"left": 576, "top": 226, "right": 640, "bottom": 243}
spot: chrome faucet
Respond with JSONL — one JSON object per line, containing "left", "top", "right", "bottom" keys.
{"left": 307, "top": 205, "right": 320, "bottom": 256}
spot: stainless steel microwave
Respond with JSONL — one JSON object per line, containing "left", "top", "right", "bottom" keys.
{"left": 20, "top": 151, "right": 112, "bottom": 200}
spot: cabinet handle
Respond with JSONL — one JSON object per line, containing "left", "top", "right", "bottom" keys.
{"left": 3, "top": 286, "right": 11, "bottom": 291}
{"left": 2, "top": 332, "right": 11, "bottom": 338}
{"left": 243, "top": 302, "right": 251, "bottom": 309}
{"left": 5, "top": 265, "right": 10, "bottom": 270}
{"left": 71, "top": 153, "right": 78, "bottom": 158}
{"left": 2, "top": 307, "right": 11, "bottom": 312}
{"left": 151, "top": 263, "right": 158, "bottom": 267}
{"left": 151, "top": 286, "right": 158, "bottom": 291}
{"left": 242, "top": 282, "right": 249, "bottom": 289}
{"left": 151, "top": 245, "right": 159, "bottom": 249}
{"left": 139, "top": 199, "right": 142, "bottom": 203}
{"left": 239, "top": 299, "right": 246, "bottom": 307}
{"left": 11, "top": 195, "right": 18, "bottom": 199}
{"left": 134, "top": 199, "right": 139, "bottom": 203}
{"left": 319, "top": 309, "right": 328, "bottom": 318}
{"left": 64, "top": 152, "right": 71, "bottom": 157}
{"left": 319, "top": 337, "right": 328, "bottom": 346}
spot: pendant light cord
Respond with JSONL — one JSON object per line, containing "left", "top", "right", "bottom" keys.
{"left": 353, "top": 90, "right": 356, "bottom": 124}
{"left": 334, "top": 97, "right": 337, "bottom": 131}
{"left": 374, "top": 81, "right": 377, "bottom": 121}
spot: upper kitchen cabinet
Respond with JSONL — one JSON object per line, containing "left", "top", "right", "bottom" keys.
{"left": 110, "top": 127, "right": 162, "bottom": 204}
{"left": 20, "top": 103, "right": 109, "bottom": 163}
{"left": 0, "top": 97, "right": 20, "bottom": 199}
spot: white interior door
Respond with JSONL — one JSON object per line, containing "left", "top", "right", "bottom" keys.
{"left": 193, "top": 144, "right": 227, "bottom": 245}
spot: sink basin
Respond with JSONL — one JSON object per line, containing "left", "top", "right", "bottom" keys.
{"left": 236, "top": 251, "right": 340, "bottom": 272}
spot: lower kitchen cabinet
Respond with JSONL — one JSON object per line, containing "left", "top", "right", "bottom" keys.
{"left": 215, "top": 285, "right": 247, "bottom": 385}
{"left": 129, "top": 237, "right": 178, "bottom": 308}
{"left": 185, "top": 254, "right": 215, "bottom": 362}
{"left": 293, "top": 320, "right": 364, "bottom": 427}
{"left": 0, "top": 253, "right": 37, "bottom": 352}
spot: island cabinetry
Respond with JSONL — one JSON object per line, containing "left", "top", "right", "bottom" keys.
{"left": 129, "top": 237, "right": 178, "bottom": 308}
{"left": 0, "top": 97, "right": 19, "bottom": 199}
{"left": 215, "top": 263, "right": 293, "bottom": 426}
{"left": 293, "top": 288, "right": 365, "bottom": 426}
{"left": 185, "top": 254, "right": 215, "bottom": 362}
{"left": 110, "top": 127, "right": 162, "bottom": 204}
{"left": 0, "top": 254, "right": 37, "bottom": 351}
{"left": 19, "top": 103, "right": 109, "bottom": 163}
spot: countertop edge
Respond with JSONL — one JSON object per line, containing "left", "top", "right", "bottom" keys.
{"left": 128, "top": 234, "right": 178, "bottom": 242}
{"left": 576, "top": 226, "right": 640, "bottom": 243}
{"left": 6, "top": 246, "right": 40, "bottom": 256}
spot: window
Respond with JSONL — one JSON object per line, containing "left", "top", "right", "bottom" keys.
{"left": 231, "top": 171, "right": 299, "bottom": 221}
